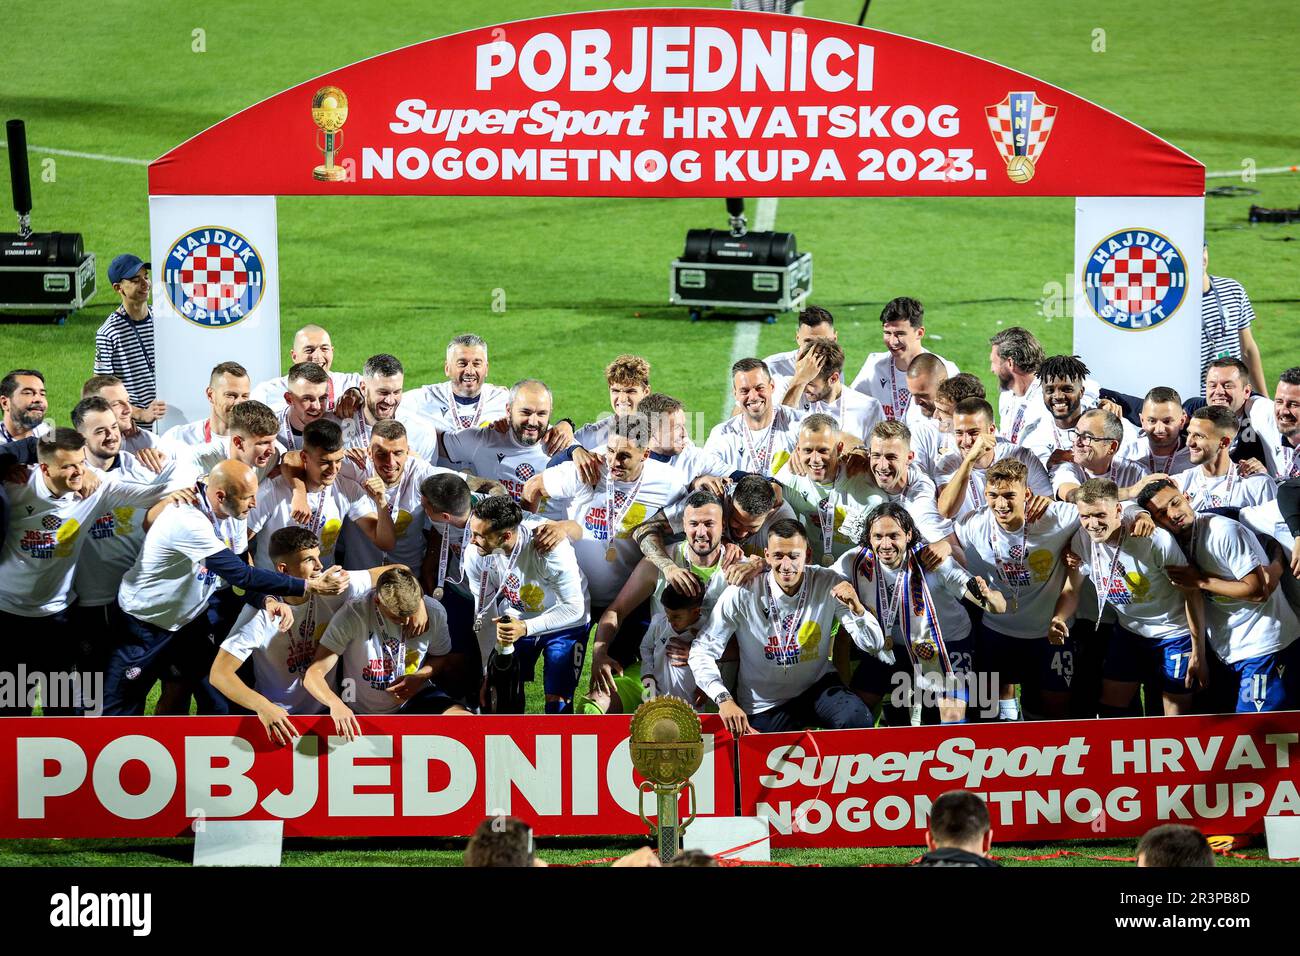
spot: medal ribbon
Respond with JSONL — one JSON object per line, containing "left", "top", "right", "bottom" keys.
{"left": 1008, "top": 381, "right": 1038, "bottom": 444}
{"left": 194, "top": 480, "right": 233, "bottom": 549}
{"left": 603, "top": 471, "right": 645, "bottom": 544}
{"left": 888, "top": 361, "right": 910, "bottom": 421}
{"left": 437, "top": 521, "right": 471, "bottom": 592}
{"left": 991, "top": 517, "right": 1029, "bottom": 608}
{"left": 1190, "top": 465, "right": 1236, "bottom": 508}
{"left": 766, "top": 571, "right": 809, "bottom": 668}
{"left": 475, "top": 527, "right": 526, "bottom": 622}
{"left": 901, "top": 551, "right": 953, "bottom": 675}
{"left": 369, "top": 602, "right": 407, "bottom": 684}
{"left": 456, "top": 392, "right": 485, "bottom": 430}
{"left": 741, "top": 415, "right": 777, "bottom": 474}
{"left": 817, "top": 486, "right": 839, "bottom": 558}
{"left": 1091, "top": 525, "right": 1128, "bottom": 621}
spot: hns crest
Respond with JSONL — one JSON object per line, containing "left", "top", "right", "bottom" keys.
{"left": 164, "top": 227, "right": 265, "bottom": 328}
{"left": 985, "top": 91, "right": 1057, "bottom": 184}
{"left": 1083, "top": 228, "right": 1187, "bottom": 330}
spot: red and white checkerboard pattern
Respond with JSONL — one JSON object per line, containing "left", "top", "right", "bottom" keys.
{"left": 176, "top": 243, "right": 249, "bottom": 313}
{"left": 1097, "top": 245, "right": 1172, "bottom": 315}
{"left": 985, "top": 96, "right": 1057, "bottom": 161}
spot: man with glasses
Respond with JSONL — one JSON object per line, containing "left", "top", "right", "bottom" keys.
{"left": 1051, "top": 409, "right": 1151, "bottom": 503}
{"left": 95, "top": 254, "right": 167, "bottom": 431}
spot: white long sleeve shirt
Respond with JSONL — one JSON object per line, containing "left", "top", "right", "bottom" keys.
{"left": 463, "top": 517, "right": 590, "bottom": 661}
{"left": 689, "top": 567, "right": 888, "bottom": 714}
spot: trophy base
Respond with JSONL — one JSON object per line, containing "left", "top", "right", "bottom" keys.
{"left": 313, "top": 165, "right": 347, "bottom": 182}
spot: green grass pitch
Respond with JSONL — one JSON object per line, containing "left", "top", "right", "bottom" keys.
{"left": 1, "top": 0, "right": 1297, "bottom": 865}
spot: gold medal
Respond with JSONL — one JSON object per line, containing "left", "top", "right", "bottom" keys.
{"left": 606, "top": 546, "right": 617, "bottom": 562}
{"left": 821, "top": 554, "right": 833, "bottom": 566}
{"left": 433, "top": 587, "right": 444, "bottom": 601}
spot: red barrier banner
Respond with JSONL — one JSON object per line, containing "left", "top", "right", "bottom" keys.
{"left": 148, "top": 9, "right": 1202, "bottom": 198}
{"left": 738, "top": 713, "right": 1300, "bottom": 847}
{"left": 0, "top": 715, "right": 733, "bottom": 839}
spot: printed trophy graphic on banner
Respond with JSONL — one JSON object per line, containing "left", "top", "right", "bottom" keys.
{"left": 311, "top": 85, "right": 349, "bottom": 181}
{"left": 630, "top": 696, "right": 704, "bottom": 863}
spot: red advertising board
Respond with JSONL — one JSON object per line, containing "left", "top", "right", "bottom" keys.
{"left": 0, "top": 715, "right": 734, "bottom": 839}
{"left": 9, "top": 713, "right": 1296, "bottom": 846}
{"left": 738, "top": 712, "right": 1300, "bottom": 847}
{"left": 148, "top": 8, "right": 1202, "bottom": 198}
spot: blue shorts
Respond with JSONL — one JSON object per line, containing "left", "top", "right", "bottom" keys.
{"left": 513, "top": 623, "right": 590, "bottom": 701}
{"left": 852, "top": 636, "right": 975, "bottom": 702}
{"left": 977, "top": 623, "right": 1076, "bottom": 694}
{"left": 1104, "top": 629, "right": 1195, "bottom": 696}
{"left": 1216, "top": 641, "right": 1300, "bottom": 713}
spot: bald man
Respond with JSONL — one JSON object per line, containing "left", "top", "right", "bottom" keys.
{"left": 109, "top": 460, "right": 350, "bottom": 715}
{"left": 904, "top": 353, "right": 948, "bottom": 427}
{"left": 250, "top": 325, "right": 362, "bottom": 414}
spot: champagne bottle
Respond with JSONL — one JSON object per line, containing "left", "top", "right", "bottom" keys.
{"left": 485, "top": 609, "right": 525, "bottom": 713}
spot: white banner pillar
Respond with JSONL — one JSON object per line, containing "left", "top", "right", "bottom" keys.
{"left": 1073, "top": 196, "right": 1204, "bottom": 402}
{"left": 147, "top": 195, "right": 280, "bottom": 432}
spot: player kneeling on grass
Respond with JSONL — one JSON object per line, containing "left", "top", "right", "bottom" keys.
{"left": 464, "top": 494, "right": 589, "bottom": 714}
{"left": 211, "top": 527, "right": 423, "bottom": 745}
{"left": 1051, "top": 478, "right": 1207, "bottom": 717}
{"left": 838, "top": 502, "right": 1008, "bottom": 726}
{"left": 689, "top": 519, "right": 890, "bottom": 735}
{"left": 304, "top": 567, "right": 471, "bottom": 738}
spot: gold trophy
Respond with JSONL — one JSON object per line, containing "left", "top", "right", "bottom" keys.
{"left": 630, "top": 696, "right": 704, "bottom": 864}
{"left": 311, "top": 86, "right": 349, "bottom": 182}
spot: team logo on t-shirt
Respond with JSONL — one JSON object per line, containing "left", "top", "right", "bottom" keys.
{"left": 1082, "top": 228, "right": 1187, "bottom": 331}
{"left": 763, "top": 619, "right": 821, "bottom": 665}
{"left": 163, "top": 226, "right": 266, "bottom": 328}
{"left": 997, "top": 542, "right": 1032, "bottom": 586}
{"left": 501, "top": 462, "right": 536, "bottom": 501}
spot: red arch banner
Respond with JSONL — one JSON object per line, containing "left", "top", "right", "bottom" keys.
{"left": 147, "top": 8, "right": 1203, "bottom": 198}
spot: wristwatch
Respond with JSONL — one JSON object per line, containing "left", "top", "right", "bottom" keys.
{"left": 714, "top": 691, "right": 733, "bottom": 705}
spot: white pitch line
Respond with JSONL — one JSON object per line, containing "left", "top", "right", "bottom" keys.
{"left": 722, "top": 193, "right": 776, "bottom": 418}
{"left": 1206, "top": 164, "right": 1298, "bottom": 179}
{"left": 723, "top": 322, "right": 762, "bottom": 419}
{"left": 0, "top": 140, "right": 150, "bottom": 167}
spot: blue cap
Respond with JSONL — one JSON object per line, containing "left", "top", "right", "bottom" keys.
{"left": 108, "top": 254, "right": 149, "bottom": 284}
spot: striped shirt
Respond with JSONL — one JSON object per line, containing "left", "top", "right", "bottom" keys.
{"left": 1200, "top": 275, "right": 1255, "bottom": 393}
{"left": 94, "top": 305, "right": 157, "bottom": 429}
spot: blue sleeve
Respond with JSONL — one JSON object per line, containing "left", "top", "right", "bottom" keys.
{"left": 204, "top": 549, "right": 307, "bottom": 597}
{"left": 0, "top": 437, "right": 39, "bottom": 467}
{"left": 548, "top": 446, "right": 578, "bottom": 468}
{"left": 1097, "top": 388, "right": 1143, "bottom": 427}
